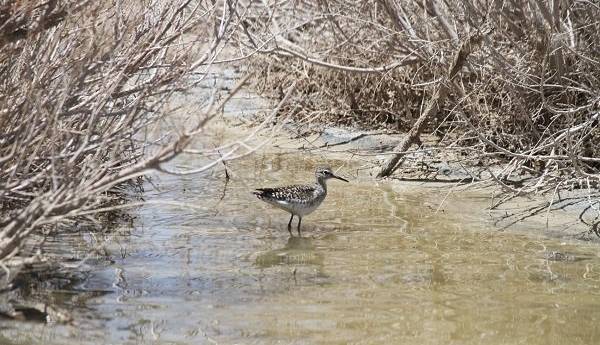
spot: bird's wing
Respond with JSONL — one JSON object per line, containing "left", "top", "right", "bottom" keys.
{"left": 253, "top": 184, "right": 316, "bottom": 204}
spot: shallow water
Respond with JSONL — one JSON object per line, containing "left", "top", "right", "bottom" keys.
{"left": 3, "top": 149, "right": 600, "bottom": 344}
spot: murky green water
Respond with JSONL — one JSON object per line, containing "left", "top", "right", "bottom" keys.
{"left": 3, "top": 148, "right": 600, "bottom": 344}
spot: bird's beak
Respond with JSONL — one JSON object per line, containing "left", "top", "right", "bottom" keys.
{"left": 332, "top": 173, "right": 349, "bottom": 182}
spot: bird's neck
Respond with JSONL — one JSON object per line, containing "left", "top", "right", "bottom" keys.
{"left": 316, "top": 176, "right": 327, "bottom": 192}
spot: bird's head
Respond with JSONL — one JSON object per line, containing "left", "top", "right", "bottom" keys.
{"left": 315, "top": 166, "right": 349, "bottom": 182}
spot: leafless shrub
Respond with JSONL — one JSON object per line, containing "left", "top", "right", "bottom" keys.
{"left": 237, "top": 0, "right": 599, "bottom": 224}
{"left": 0, "top": 0, "right": 253, "bottom": 280}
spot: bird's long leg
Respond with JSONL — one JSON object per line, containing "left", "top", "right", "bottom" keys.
{"left": 287, "top": 214, "right": 294, "bottom": 235}
{"left": 297, "top": 217, "right": 302, "bottom": 237}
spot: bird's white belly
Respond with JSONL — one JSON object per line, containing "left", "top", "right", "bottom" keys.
{"left": 271, "top": 198, "right": 324, "bottom": 216}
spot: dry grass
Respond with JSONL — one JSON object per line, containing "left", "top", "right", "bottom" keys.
{"left": 235, "top": 0, "right": 600, "bottom": 225}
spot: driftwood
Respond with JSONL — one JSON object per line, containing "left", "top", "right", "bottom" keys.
{"left": 378, "top": 27, "right": 489, "bottom": 177}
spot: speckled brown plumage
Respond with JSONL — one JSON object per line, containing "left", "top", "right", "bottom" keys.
{"left": 253, "top": 184, "right": 318, "bottom": 204}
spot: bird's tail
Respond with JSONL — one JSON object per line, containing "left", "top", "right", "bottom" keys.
{"left": 252, "top": 189, "right": 266, "bottom": 198}
{"left": 252, "top": 188, "right": 274, "bottom": 200}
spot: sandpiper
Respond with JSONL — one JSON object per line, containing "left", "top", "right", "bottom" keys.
{"left": 253, "top": 166, "right": 349, "bottom": 235}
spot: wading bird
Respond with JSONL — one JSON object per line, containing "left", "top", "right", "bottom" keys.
{"left": 253, "top": 166, "right": 348, "bottom": 236}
